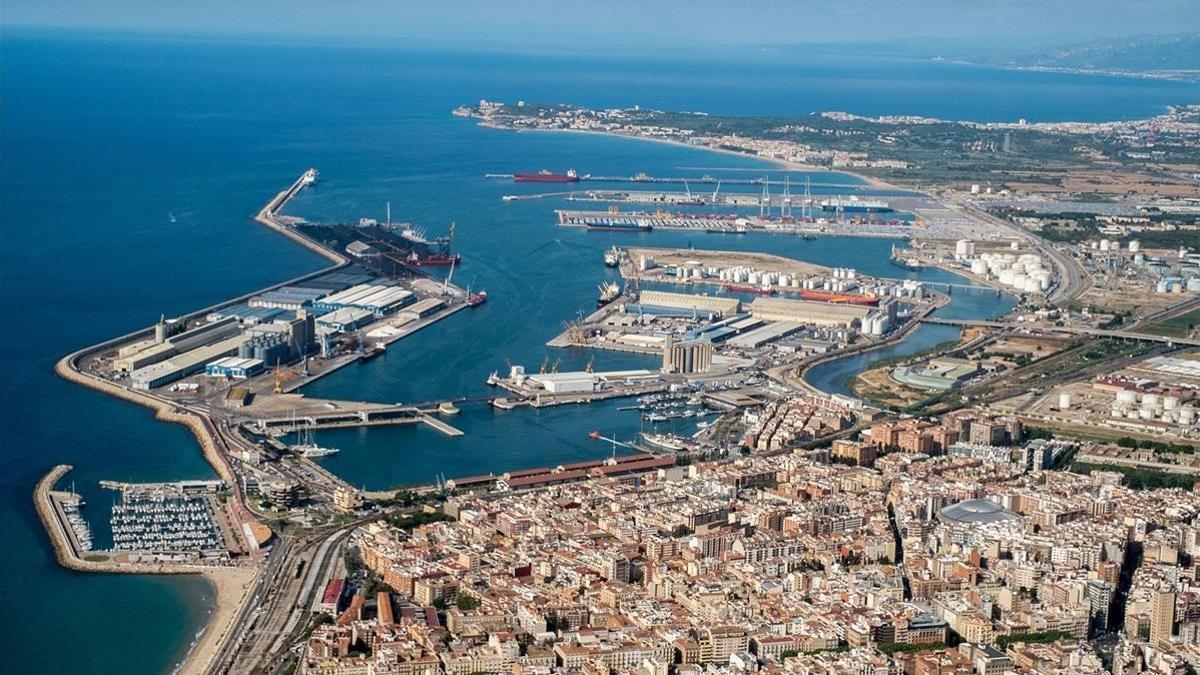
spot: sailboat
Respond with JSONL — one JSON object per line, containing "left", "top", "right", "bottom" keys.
{"left": 291, "top": 420, "right": 339, "bottom": 458}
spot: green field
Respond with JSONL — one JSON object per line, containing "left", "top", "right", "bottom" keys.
{"left": 1146, "top": 309, "right": 1200, "bottom": 338}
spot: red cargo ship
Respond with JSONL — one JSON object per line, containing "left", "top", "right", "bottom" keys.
{"left": 514, "top": 169, "right": 579, "bottom": 183}
{"left": 800, "top": 289, "right": 879, "bottom": 306}
{"left": 724, "top": 284, "right": 776, "bottom": 296}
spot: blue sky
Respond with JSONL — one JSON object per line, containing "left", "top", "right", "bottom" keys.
{"left": 3, "top": 0, "right": 1197, "bottom": 48}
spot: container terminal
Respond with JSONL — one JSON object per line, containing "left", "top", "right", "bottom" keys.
{"left": 514, "top": 245, "right": 952, "bottom": 455}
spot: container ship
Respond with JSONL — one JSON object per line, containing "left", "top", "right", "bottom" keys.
{"left": 514, "top": 169, "right": 580, "bottom": 183}
{"left": 724, "top": 284, "right": 776, "bottom": 296}
{"left": 800, "top": 289, "right": 879, "bottom": 306}
{"left": 820, "top": 197, "right": 893, "bottom": 213}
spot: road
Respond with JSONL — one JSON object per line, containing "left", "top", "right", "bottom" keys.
{"left": 942, "top": 197, "right": 1089, "bottom": 304}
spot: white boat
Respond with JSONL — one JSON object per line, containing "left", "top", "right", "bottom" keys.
{"left": 300, "top": 445, "right": 340, "bottom": 458}
{"left": 291, "top": 422, "right": 339, "bottom": 458}
{"left": 639, "top": 432, "right": 687, "bottom": 452}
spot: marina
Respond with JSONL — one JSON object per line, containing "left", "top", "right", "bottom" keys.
{"left": 57, "top": 486, "right": 94, "bottom": 553}
{"left": 110, "top": 494, "right": 225, "bottom": 556}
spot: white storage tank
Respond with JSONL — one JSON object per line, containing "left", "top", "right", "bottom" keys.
{"left": 1059, "top": 393, "right": 1072, "bottom": 410}
{"left": 1180, "top": 408, "right": 1196, "bottom": 425}
{"left": 1142, "top": 393, "right": 1159, "bottom": 408}
{"left": 1100, "top": 239, "right": 1111, "bottom": 251}
{"left": 1164, "top": 396, "right": 1179, "bottom": 411}
{"left": 1023, "top": 278, "right": 1042, "bottom": 293}
{"left": 970, "top": 259, "right": 988, "bottom": 275}
{"left": 1116, "top": 390, "right": 1138, "bottom": 405}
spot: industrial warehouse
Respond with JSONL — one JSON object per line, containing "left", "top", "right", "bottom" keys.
{"left": 548, "top": 247, "right": 937, "bottom": 384}
{"left": 95, "top": 265, "right": 471, "bottom": 394}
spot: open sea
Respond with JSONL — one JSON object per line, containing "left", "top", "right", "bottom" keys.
{"left": 1, "top": 28, "right": 1195, "bottom": 673}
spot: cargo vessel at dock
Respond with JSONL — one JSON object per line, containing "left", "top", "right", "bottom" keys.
{"left": 820, "top": 197, "right": 892, "bottom": 213}
{"left": 514, "top": 169, "right": 580, "bottom": 183}
{"left": 724, "top": 284, "right": 776, "bottom": 296}
{"left": 799, "top": 289, "right": 879, "bottom": 306}
{"left": 358, "top": 345, "right": 386, "bottom": 362}
{"left": 587, "top": 222, "right": 652, "bottom": 232}
{"left": 597, "top": 282, "right": 621, "bottom": 308}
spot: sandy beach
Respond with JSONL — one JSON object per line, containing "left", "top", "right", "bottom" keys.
{"left": 178, "top": 566, "right": 258, "bottom": 675}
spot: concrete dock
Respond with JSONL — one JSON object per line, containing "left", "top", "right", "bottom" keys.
{"left": 555, "top": 209, "right": 911, "bottom": 238}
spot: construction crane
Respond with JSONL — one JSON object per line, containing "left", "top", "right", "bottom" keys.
{"left": 585, "top": 356, "right": 595, "bottom": 373}
{"left": 273, "top": 358, "right": 283, "bottom": 394}
{"left": 538, "top": 356, "right": 549, "bottom": 375}
{"left": 550, "top": 357, "right": 561, "bottom": 374}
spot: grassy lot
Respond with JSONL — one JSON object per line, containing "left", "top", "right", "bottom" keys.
{"left": 1146, "top": 309, "right": 1200, "bottom": 339}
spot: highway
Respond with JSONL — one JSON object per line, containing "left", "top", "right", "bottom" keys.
{"left": 942, "top": 197, "right": 1089, "bottom": 304}
{"left": 918, "top": 316, "right": 1200, "bottom": 347}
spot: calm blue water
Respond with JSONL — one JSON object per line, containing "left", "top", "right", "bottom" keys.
{"left": 2, "top": 28, "right": 1193, "bottom": 674}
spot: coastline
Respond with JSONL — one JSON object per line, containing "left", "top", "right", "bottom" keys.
{"left": 45, "top": 170, "right": 346, "bottom": 675}
{"left": 33, "top": 464, "right": 257, "bottom": 675}
{"left": 488, "top": 124, "right": 901, "bottom": 190}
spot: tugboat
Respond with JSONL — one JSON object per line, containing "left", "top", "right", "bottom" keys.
{"left": 467, "top": 290, "right": 488, "bottom": 307}
{"left": 603, "top": 246, "right": 622, "bottom": 267}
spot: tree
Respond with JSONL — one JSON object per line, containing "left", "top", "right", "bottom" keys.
{"left": 456, "top": 593, "right": 481, "bottom": 611}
